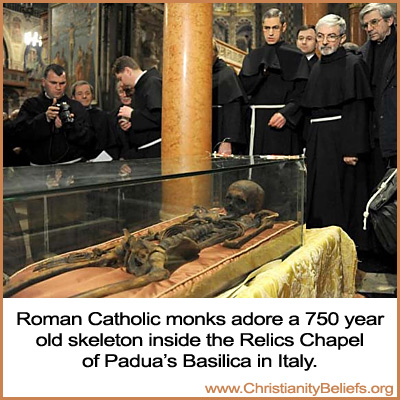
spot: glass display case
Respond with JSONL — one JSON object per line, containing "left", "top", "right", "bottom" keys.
{"left": 3, "top": 155, "right": 305, "bottom": 298}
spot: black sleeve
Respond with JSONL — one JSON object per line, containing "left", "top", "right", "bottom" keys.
{"left": 239, "top": 70, "right": 266, "bottom": 97}
{"left": 130, "top": 79, "right": 162, "bottom": 132}
{"left": 65, "top": 102, "right": 96, "bottom": 148}
{"left": 280, "top": 79, "right": 308, "bottom": 129}
{"left": 14, "top": 99, "right": 53, "bottom": 144}
{"left": 341, "top": 99, "right": 371, "bottom": 156}
{"left": 220, "top": 101, "right": 247, "bottom": 145}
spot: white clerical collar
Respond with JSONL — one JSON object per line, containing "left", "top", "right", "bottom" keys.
{"left": 306, "top": 53, "right": 316, "bottom": 60}
{"left": 44, "top": 91, "right": 55, "bottom": 99}
{"left": 134, "top": 70, "right": 147, "bottom": 87}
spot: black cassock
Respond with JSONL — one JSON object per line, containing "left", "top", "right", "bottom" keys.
{"left": 127, "top": 67, "right": 162, "bottom": 159}
{"left": 212, "top": 58, "right": 248, "bottom": 153}
{"left": 86, "top": 107, "right": 119, "bottom": 160}
{"left": 14, "top": 93, "right": 94, "bottom": 165}
{"left": 302, "top": 47, "right": 373, "bottom": 250}
{"left": 239, "top": 41, "right": 309, "bottom": 155}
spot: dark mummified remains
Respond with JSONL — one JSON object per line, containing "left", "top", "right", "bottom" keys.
{"left": 3, "top": 180, "right": 278, "bottom": 298}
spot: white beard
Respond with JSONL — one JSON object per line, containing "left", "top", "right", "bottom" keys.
{"left": 319, "top": 44, "right": 339, "bottom": 56}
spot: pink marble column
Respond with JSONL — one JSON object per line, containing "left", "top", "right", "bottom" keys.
{"left": 161, "top": 3, "right": 213, "bottom": 219}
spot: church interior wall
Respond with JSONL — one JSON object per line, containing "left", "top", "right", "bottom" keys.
{"left": 3, "top": 3, "right": 398, "bottom": 114}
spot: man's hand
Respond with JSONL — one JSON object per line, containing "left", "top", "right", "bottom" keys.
{"left": 46, "top": 98, "right": 60, "bottom": 122}
{"left": 118, "top": 106, "right": 133, "bottom": 120}
{"left": 268, "top": 112, "right": 286, "bottom": 129}
{"left": 343, "top": 156, "right": 358, "bottom": 166}
{"left": 55, "top": 116, "right": 62, "bottom": 129}
{"left": 54, "top": 113, "right": 75, "bottom": 129}
{"left": 119, "top": 163, "right": 132, "bottom": 176}
{"left": 217, "top": 141, "right": 232, "bottom": 156}
{"left": 119, "top": 119, "right": 132, "bottom": 131}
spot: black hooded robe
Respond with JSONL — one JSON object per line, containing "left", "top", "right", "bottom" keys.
{"left": 14, "top": 93, "right": 94, "bottom": 165}
{"left": 127, "top": 67, "right": 162, "bottom": 159}
{"left": 302, "top": 47, "right": 373, "bottom": 250}
{"left": 212, "top": 58, "right": 248, "bottom": 153}
{"left": 239, "top": 41, "right": 309, "bottom": 155}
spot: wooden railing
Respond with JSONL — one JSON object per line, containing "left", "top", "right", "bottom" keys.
{"left": 214, "top": 38, "right": 247, "bottom": 74}
{"left": 3, "top": 68, "right": 29, "bottom": 88}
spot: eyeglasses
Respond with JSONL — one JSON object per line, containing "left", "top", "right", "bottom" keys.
{"left": 316, "top": 33, "right": 342, "bottom": 42}
{"left": 361, "top": 18, "right": 383, "bottom": 30}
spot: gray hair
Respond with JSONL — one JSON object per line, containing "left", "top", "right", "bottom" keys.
{"left": 263, "top": 8, "right": 286, "bottom": 25}
{"left": 316, "top": 14, "right": 346, "bottom": 36}
{"left": 359, "top": 3, "right": 395, "bottom": 22}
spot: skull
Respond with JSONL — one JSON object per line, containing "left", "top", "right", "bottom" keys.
{"left": 224, "top": 180, "right": 265, "bottom": 217}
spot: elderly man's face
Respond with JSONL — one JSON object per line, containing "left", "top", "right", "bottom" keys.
{"left": 73, "top": 84, "right": 93, "bottom": 107}
{"left": 263, "top": 17, "right": 286, "bottom": 45}
{"left": 117, "top": 83, "right": 132, "bottom": 106}
{"left": 362, "top": 10, "right": 393, "bottom": 42}
{"left": 316, "top": 24, "right": 346, "bottom": 56}
{"left": 297, "top": 28, "right": 317, "bottom": 55}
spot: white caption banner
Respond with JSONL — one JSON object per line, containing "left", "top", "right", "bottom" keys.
{"left": 3, "top": 298, "right": 397, "bottom": 397}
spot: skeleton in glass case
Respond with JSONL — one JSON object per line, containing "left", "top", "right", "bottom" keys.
{"left": 3, "top": 180, "right": 278, "bottom": 298}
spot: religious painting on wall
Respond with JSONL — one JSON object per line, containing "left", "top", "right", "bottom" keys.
{"left": 24, "top": 44, "right": 44, "bottom": 79}
{"left": 49, "top": 3, "right": 99, "bottom": 102}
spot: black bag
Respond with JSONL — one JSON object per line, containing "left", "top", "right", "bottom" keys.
{"left": 363, "top": 168, "right": 397, "bottom": 254}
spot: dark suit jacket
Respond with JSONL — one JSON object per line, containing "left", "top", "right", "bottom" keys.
{"left": 360, "top": 28, "right": 397, "bottom": 157}
{"left": 308, "top": 54, "right": 319, "bottom": 70}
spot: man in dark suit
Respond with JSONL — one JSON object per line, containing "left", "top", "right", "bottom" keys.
{"left": 296, "top": 24, "right": 318, "bottom": 70}
{"left": 359, "top": 3, "right": 397, "bottom": 186}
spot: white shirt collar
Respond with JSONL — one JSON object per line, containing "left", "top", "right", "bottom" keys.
{"left": 306, "top": 53, "right": 316, "bottom": 60}
{"left": 44, "top": 91, "right": 55, "bottom": 100}
{"left": 134, "top": 70, "right": 147, "bottom": 87}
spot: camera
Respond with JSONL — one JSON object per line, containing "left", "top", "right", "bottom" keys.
{"left": 56, "top": 102, "right": 74, "bottom": 126}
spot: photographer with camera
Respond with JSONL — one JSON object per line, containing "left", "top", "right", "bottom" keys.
{"left": 15, "top": 64, "right": 94, "bottom": 165}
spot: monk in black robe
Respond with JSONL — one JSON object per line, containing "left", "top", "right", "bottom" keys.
{"left": 15, "top": 94, "right": 94, "bottom": 165}
{"left": 113, "top": 56, "right": 162, "bottom": 160}
{"left": 15, "top": 65, "right": 94, "bottom": 165}
{"left": 71, "top": 80, "right": 119, "bottom": 160}
{"left": 112, "top": 56, "right": 162, "bottom": 229}
{"left": 212, "top": 53, "right": 248, "bottom": 155}
{"left": 302, "top": 14, "right": 373, "bottom": 250}
{"left": 239, "top": 8, "right": 309, "bottom": 156}
{"left": 13, "top": 65, "right": 95, "bottom": 260}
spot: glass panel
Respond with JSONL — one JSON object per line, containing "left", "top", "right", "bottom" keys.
{"left": 3, "top": 156, "right": 305, "bottom": 280}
